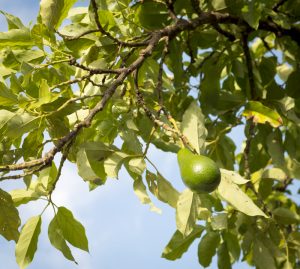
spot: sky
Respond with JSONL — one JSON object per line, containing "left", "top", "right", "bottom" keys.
{"left": 0, "top": 1, "right": 249, "bottom": 269}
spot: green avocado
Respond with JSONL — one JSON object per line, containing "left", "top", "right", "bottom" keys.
{"left": 177, "top": 148, "right": 221, "bottom": 193}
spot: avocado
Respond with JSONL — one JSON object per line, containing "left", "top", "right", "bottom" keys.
{"left": 177, "top": 148, "right": 221, "bottom": 193}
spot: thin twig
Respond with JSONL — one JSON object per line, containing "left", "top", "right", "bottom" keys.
{"left": 56, "top": 29, "right": 100, "bottom": 41}
{"left": 90, "top": 0, "right": 148, "bottom": 47}
{"left": 69, "top": 58, "right": 123, "bottom": 75}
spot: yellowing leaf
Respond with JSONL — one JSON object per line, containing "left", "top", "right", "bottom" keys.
{"left": 243, "top": 101, "right": 282, "bottom": 127}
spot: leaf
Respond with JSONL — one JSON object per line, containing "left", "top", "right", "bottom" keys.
{"left": 217, "top": 173, "right": 268, "bottom": 218}
{"left": 243, "top": 101, "right": 282, "bottom": 127}
{"left": 176, "top": 189, "right": 200, "bottom": 236}
{"left": 39, "top": 0, "right": 77, "bottom": 29}
{"left": 0, "top": 188, "right": 20, "bottom": 241}
{"left": 262, "top": 168, "right": 287, "bottom": 181}
{"left": 15, "top": 216, "right": 41, "bottom": 269}
{"left": 198, "top": 231, "right": 220, "bottom": 267}
{"left": 211, "top": 0, "right": 227, "bottom": 10}
{"left": 48, "top": 216, "right": 76, "bottom": 263}
{"left": 276, "top": 63, "right": 293, "bottom": 82}
{"left": 54, "top": 207, "right": 89, "bottom": 252}
{"left": 241, "top": 1, "right": 263, "bottom": 29}
{"left": 127, "top": 157, "right": 146, "bottom": 175}
{"left": 133, "top": 178, "right": 161, "bottom": 214}
{"left": 181, "top": 101, "right": 207, "bottom": 154}
{"left": 266, "top": 131, "right": 286, "bottom": 168}
{"left": 253, "top": 239, "right": 276, "bottom": 269}
{"left": 162, "top": 226, "right": 204, "bottom": 260}
{"left": 38, "top": 162, "right": 58, "bottom": 192}
{"left": 0, "top": 82, "right": 18, "bottom": 106}
{"left": 285, "top": 69, "right": 300, "bottom": 98}
{"left": 0, "top": 11, "right": 26, "bottom": 30}
{"left": 211, "top": 213, "right": 228, "bottom": 231}
{"left": 217, "top": 242, "right": 232, "bottom": 269}
{"left": 135, "top": 0, "right": 169, "bottom": 30}
{"left": 220, "top": 169, "right": 249, "bottom": 184}
{"left": 104, "top": 151, "right": 128, "bottom": 178}
{"left": 145, "top": 171, "right": 179, "bottom": 208}
{"left": 9, "top": 189, "right": 40, "bottom": 207}
{"left": 273, "top": 207, "right": 300, "bottom": 224}
{"left": 0, "top": 29, "right": 33, "bottom": 47}
{"left": 223, "top": 232, "right": 240, "bottom": 261}
{"left": 76, "top": 142, "right": 112, "bottom": 183}
{"left": 5, "top": 112, "right": 39, "bottom": 139}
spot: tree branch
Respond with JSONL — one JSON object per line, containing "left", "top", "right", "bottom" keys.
{"left": 90, "top": 0, "right": 148, "bottom": 47}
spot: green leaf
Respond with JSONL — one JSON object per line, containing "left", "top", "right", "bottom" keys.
{"left": 211, "top": 0, "right": 227, "bottom": 10}
{"left": 243, "top": 101, "right": 282, "bottom": 127}
{"left": 176, "top": 189, "right": 200, "bottom": 236}
{"left": 133, "top": 178, "right": 161, "bottom": 214}
{"left": 76, "top": 142, "right": 112, "bottom": 183}
{"left": 217, "top": 242, "right": 231, "bottom": 269}
{"left": 220, "top": 169, "right": 249, "bottom": 185}
{"left": 241, "top": 1, "right": 263, "bottom": 29}
{"left": 276, "top": 64, "right": 293, "bottom": 82}
{"left": 15, "top": 216, "right": 41, "bottom": 269}
{"left": 0, "top": 188, "right": 20, "bottom": 242}
{"left": 223, "top": 232, "right": 240, "bottom": 261}
{"left": 211, "top": 213, "right": 228, "bottom": 231}
{"left": 48, "top": 215, "right": 76, "bottom": 263}
{"left": 285, "top": 69, "right": 300, "bottom": 98}
{"left": 145, "top": 170, "right": 179, "bottom": 208}
{"left": 0, "top": 82, "right": 18, "bottom": 106}
{"left": 5, "top": 112, "right": 39, "bottom": 139}
{"left": 198, "top": 231, "right": 220, "bottom": 267}
{"left": 0, "top": 10, "right": 26, "bottom": 30}
{"left": 253, "top": 239, "right": 276, "bottom": 269}
{"left": 181, "top": 101, "right": 207, "bottom": 154}
{"left": 266, "top": 131, "right": 286, "bottom": 168}
{"left": 104, "top": 151, "right": 128, "bottom": 178}
{"left": 217, "top": 172, "right": 268, "bottom": 218}
{"left": 9, "top": 189, "right": 40, "bottom": 207}
{"left": 127, "top": 157, "right": 146, "bottom": 175}
{"left": 39, "top": 0, "right": 77, "bottom": 29}
{"left": 135, "top": 0, "right": 169, "bottom": 30}
{"left": 38, "top": 162, "right": 58, "bottom": 192}
{"left": 0, "top": 29, "right": 33, "bottom": 47}
{"left": 262, "top": 168, "right": 287, "bottom": 181}
{"left": 162, "top": 226, "right": 204, "bottom": 260}
{"left": 273, "top": 207, "right": 300, "bottom": 224}
{"left": 54, "top": 207, "right": 89, "bottom": 252}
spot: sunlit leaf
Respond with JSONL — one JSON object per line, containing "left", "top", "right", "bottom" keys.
{"left": 53, "top": 207, "right": 89, "bottom": 252}
{"left": 217, "top": 173, "right": 268, "bottom": 218}
{"left": 176, "top": 189, "right": 200, "bottom": 236}
{"left": 181, "top": 101, "right": 207, "bottom": 154}
{"left": 15, "top": 216, "right": 41, "bottom": 269}
{"left": 243, "top": 101, "right": 282, "bottom": 127}
{"left": 40, "top": 0, "right": 77, "bottom": 29}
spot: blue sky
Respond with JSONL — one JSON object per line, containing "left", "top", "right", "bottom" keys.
{"left": 0, "top": 1, "right": 249, "bottom": 268}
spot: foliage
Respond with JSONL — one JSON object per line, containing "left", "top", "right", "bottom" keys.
{"left": 1, "top": 0, "right": 300, "bottom": 268}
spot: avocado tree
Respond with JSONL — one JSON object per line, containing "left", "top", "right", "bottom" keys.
{"left": 1, "top": 0, "right": 300, "bottom": 268}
